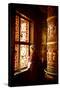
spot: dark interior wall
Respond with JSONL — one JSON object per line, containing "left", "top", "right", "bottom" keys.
{"left": 39, "top": 21, "right": 47, "bottom": 69}
{"left": 47, "top": 6, "right": 58, "bottom": 17}
{"left": 36, "top": 9, "right": 47, "bottom": 70}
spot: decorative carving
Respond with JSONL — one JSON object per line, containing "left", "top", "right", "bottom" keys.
{"left": 47, "top": 22, "right": 57, "bottom": 42}
{"left": 15, "top": 16, "right": 19, "bottom": 41}
{"left": 15, "top": 44, "right": 19, "bottom": 71}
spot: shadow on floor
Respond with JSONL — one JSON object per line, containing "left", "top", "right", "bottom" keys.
{"left": 10, "top": 68, "right": 58, "bottom": 87}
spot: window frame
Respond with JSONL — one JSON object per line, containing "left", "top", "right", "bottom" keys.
{"left": 14, "top": 11, "right": 33, "bottom": 75}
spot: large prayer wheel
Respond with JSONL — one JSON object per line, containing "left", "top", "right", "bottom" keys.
{"left": 45, "top": 6, "right": 58, "bottom": 80}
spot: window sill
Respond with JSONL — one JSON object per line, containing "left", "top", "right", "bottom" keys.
{"left": 14, "top": 67, "right": 29, "bottom": 76}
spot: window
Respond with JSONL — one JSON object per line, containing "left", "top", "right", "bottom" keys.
{"left": 14, "top": 11, "right": 34, "bottom": 75}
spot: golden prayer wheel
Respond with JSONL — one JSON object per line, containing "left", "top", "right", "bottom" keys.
{"left": 44, "top": 8, "right": 58, "bottom": 80}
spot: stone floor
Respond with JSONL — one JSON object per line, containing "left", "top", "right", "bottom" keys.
{"left": 10, "top": 68, "right": 58, "bottom": 86}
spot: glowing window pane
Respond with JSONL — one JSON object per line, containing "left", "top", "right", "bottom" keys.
{"left": 15, "top": 44, "right": 19, "bottom": 71}
{"left": 20, "top": 18, "right": 29, "bottom": 42}
{"left": 15, "top": 16, "right": 19, "bottom": 41}
{"left": 20, "top": 45, "right": 29, "bottom": 69}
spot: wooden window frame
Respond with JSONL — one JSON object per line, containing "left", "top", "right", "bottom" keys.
{"left": 14, "top": 11, "right": 33, "bottom": 75}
